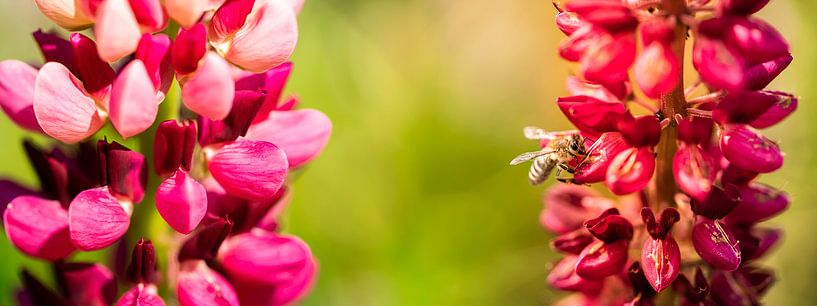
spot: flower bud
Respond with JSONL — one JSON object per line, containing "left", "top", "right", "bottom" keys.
{"left": 574, "top": 132, "right": 630, "bottom": 184}
{"left": 641, "top": 236, "right": 681, "bottom": 292}
{"left": 98, "top": 140, "right": 147, "bottom": 203}
{"left": 673, "top": 144, "right": 718, "bottom": 201}
{"left": 179, "top": 217, "right": 234, "bottom": 261}
{"left": 575, "top": 240, "right": 629, "bottom": 280}
{"left": 750, "top": 91, "right": 797, "bottom": 129}
{"left": 177, "top": 260, "right": 240, "bottom": 306}
{"left": 69, "top": 187, "right": 133, "bottom": 251}
{"left": 154, "top": 120, "right": 197, "bottom": 177}
{"left": 156, "top": 170, "right": 207, "bottom": 234}
{"left": 720, "top": 125, "right": 782, "bottom": 173}
{"left": 3, "top": 196, "right": 74, "bottom": 260}
{"left": 557, "top": 96, "right": 626, "bottom": 139}
{"left": 725, "top": 183, "right": 788, "bottom": 224}
{"left": 692, "top": 217, "right": 741, "bottom": 271}
{"left": 246, "top": 109, "right": 333, "bottom": 168}
{"left": 57, "top": 263, "right": 117, "bottom": 306}
{"left": 606, "top": 147, "right": 655, "bottom": 195}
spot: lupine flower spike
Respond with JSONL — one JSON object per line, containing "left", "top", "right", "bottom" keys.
{"left": 514, "top": 0, "right": 794, "bottom": 304}
{"left": 1, "top": 0, "right": 328, "bottom": 305}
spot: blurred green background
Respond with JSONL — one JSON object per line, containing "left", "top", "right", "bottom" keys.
{"left": 1, "top": 0, "right": 816, "bottom": 305}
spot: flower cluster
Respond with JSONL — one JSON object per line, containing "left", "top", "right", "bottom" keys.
{"left": 1, "top": 0, "right": 330, "bottom": 305}
{"left": 521, "top": 0, "right": 794, "bottom": 304}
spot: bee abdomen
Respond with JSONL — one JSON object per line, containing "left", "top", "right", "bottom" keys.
{"left": 528, "top": 157, "right": 554, "bottom": 185}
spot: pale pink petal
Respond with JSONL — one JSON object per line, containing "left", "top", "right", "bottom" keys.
{"left": 3, "top": 196, "right": 75, "bottom": 260}
{"left": 68, "top": 186, "right": 132, "bottom": 251}
{"left": 207, "top": 139, "right": 288, "bottom": 201}
{"left": 33, "top": 62, "right": 105, "bottom": 144}
{"left": 213, "top": 0, "right": 299, "bottom": 72}
{"left": 0, "top": 60, "right": 43, "bottom": 132}
{"left": 181, "top": 52, "right": 235, "bottom": 120}
{"left": 110, "top": 60, "right": 160, "bottom": 139}
{"left": 95, "top": 0, "right": 142, "bottom": 62}
{"left": 116, "top": 284, "right": 166, "bottom": 306}
{"left": 59, "top": 263, "right": 117, "bottom": 306}
{"left": 156, "top": 170, "right": 207, "bottom": 234}
{"left": 177, "top": 260, "right": 240, "bottom": 306}
{"left": 33, "top": 0, "right": 93, "bottom": 30}
{"left": 165, "top": 0, "right": 208, "bottom": 28}
{"left": 283, "top": 0, "right": 304, "bottom": 14}
{"left": 246, "top": 109, "right": 332, "bottom": 168}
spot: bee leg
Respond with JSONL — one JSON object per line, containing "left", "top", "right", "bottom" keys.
{"left": 556, "top": 177, "right": 578, "bottom": 184}
{"left": 558, "top": 164, "right": 576, "bottom": 174}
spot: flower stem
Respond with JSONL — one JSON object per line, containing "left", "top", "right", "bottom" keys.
{"left": 653, "top": 0, "right": 688, "bottom": 209}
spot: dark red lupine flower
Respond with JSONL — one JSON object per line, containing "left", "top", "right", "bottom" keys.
{"left": 514, "top": 0, "right": 794, "bottom": 303}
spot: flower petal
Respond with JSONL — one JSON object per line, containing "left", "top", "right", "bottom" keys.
{"left": 68, "top": 186, "right": 132, "bottom": 251}
{"left": 33, "top": 30, "right": 77, "bottom": 72}
{"left": 33, "top": 0, "right": 93, "bottom": 30}
{"left": 99, "top": 140, "right": 148, "bottom": 203}
{"left": 156, "top": 170, "right": 207, "bottom": 234}
{"left": 154, "top": 120, "right": 198, "bottom": 177}
{"left": 606, "top": 147, "right": 655, "bottom": 195}
{"left": 214, "top": 0, "right": 299, "bottom": 72}
{"left": 181, "top": 52, "right": 235, "bottom": 120}
{"left": 70, "top": 33, "right": 116, "bottom": 99}
{"left": 3, "top": 196, "right": 74, "bottom": 260}
{"left": 165, "top": 0, "right": 208, "bottom": 28}
{"left": 0, "top": 60, "right": 43, "bottom": 132}
{"left": 246, "top": 109, "right": 332, "bottom": 168}
{"left": 575, "top": 240, "right": 629, "bottom": 280}
{"left": 219, "top": 231, "right": 316, "bottom": 305}
{"left": 692, "top": 217, "right": 741, "bottom": 271}
{"left": 171, "top": 23, "right": 207, "bottom": 76}
{"left": 128, "top": 0, "right": 167, "bottom": 32}
{"left": 33, "top": 62, "right": 104, "bottom": 144}
{"left": 720, "top": 125, "right": 782, "bottom": 173}
{"left": 136, "top": 34, "right": 174, "bottom": 93}
{"left": 94, "top": 0, "right": 141, "bottom": 62}
{"left": 110, "top": 60, "right": 160, "bottom": 139}
{"left": 641, "top": 237, "right": 681, "bottom": 292}
{"left": 207, "top": 139, "right": 288, "bottom": 201}
{"left": 177, "top": 260, "right": 240, "bottom": 306}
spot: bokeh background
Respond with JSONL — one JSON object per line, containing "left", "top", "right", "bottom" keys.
{"left": 1, "top": 0, "right": 816, "bottom": 305}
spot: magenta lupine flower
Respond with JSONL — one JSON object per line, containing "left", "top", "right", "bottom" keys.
{"left": 2, "top": 0, "right": 327, "bottom": 305}
{"left": 516, "top": 0, "right": 795, "bottom": 304}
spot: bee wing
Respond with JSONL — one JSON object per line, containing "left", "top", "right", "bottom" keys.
{"left": 510, "top": 150, "right": 556, "bottom": 165}
{"left": 523, "top": 126, "right": 553, "bottom": 140}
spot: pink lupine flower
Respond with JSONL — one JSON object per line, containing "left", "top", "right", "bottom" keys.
{"left": 719, "top": 125, "right": 783, "bottom": 173}
{"left": 573, "top": 132, "right": 630, "bottom": 184}
{"left": 539, "top": 184, "right": 613, "bottom": 234}
{"left": 575, "top": 209, "right": 633, "bottom": 280}
{"left": 5, "top": 0, "right": 324, "bottom": 304}
{"left": 692, "top": 217, "right": 741, "bottom": 271}
{"left": 557, "top": 96, "right": 626, "bottom": 138}
{"left": 749, "top": 91, "right": 797, "bottom": 129}
{"left": 634, "top": 19, "right": 680, "bottom": 99}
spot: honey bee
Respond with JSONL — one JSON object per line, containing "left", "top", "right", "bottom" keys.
{"left": 510, "top": 127, "right": 586, "bottom": 185}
